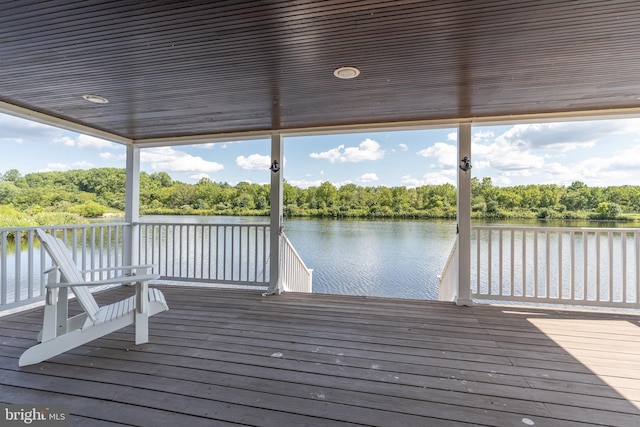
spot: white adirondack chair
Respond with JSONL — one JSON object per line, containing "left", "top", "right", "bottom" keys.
{"left": 19, "top": 229, "right": 169, "bottom": 367}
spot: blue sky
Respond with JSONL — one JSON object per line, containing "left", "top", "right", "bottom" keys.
{"left": 2, "top": 112, "right": 640, "bottom": 188}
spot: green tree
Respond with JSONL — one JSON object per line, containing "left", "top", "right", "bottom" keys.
{"left": 595, "top": 202, "right": 622, "bottom": 219}
{"left": 2, "top": 169, "right": 21, "bottom": 182}
{"left": 0, "top": 181, "right": 19, "bottom": 204}
{"left": 150, "top": 172, "right": 173, "bottom": 188}
{"left": 316, "top": 182, "right": 338, "bottom": 208}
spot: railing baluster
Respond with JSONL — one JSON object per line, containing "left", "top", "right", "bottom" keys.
{"left": 27, "top": 230, "right": 34, "bottom": 299}
{"left": 509, "top": 229, "right": 514, "bottom": 297}
{"left": 521, "top": 230, "right": 526, "bottom": 297}
{"left": 201, "top": 225, "right": 206, "bottom": 280}
{"left": 583, "top": 230, "right": 588, "bottom": 302}
{"left": 1, "top": 231, "right": 6, "bottom": 306}
{"left": 533, "top": 230, "right": 538, "bottom": 298}
{"left": 187, "top": 225, "right": 192, "bottom": 278}
{"left": 475, "top": 229, "right": 480, "bottom": 294}
{"left": 636, "top": 231, "right": 640, "bottom": 304}
{"left": 487, "top": 230, "right": 502, "bottom": 295}
{"left": 246, "top": 226, "right": 251, "bottom": 282}
{"left": 569, "top": 231, "right": 575, "bottom": 300}
{"left": 608, "top": 231, "right": 613, "bottom": 303}
{"left": 545, "top": 231, "right": 550, "bottom": 299}
{"left": 171, "top": 225, "right": 176, "bottom": 278}
{"left": 14, "top": 230, "right": 21, "bottom": 304}
{"left": 557, "top": 230, "right": 562, "bottom": 300}
{"left": 253, "top": 226, "right": 258, "bottom": 282}
{"left": 596, "top": 231, "right": 601, "bottom": 302}
{"left": 622, "top": 231, "right": 627, "bottom": 304}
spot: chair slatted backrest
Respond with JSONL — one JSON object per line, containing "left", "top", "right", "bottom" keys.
{"left": 35, "top": 229, "right": 100, "bottom": 320}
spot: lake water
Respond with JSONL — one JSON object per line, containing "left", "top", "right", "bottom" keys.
{"left": 284, "top": 218, "right": 457, "bottom": 299}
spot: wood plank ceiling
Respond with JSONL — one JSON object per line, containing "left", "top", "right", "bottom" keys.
{"left": 1, "top": 0, "right": 640, "bottom": 144}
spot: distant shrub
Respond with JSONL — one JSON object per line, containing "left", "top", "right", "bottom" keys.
{"left": 592, "top": 202, "right": 623, "bottom": 220}
{"left": 68, "top": 200, "right": 108, "bottom": 218}
{"left": 0, "top": 205, "right": 36, "bottom": 228}
{"left": 33, "top": 212, "right": 88, "bottom": 226}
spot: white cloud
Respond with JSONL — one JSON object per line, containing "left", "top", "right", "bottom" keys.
{"left": 495, "top": 120, "right": 640, "bottom": 151}
{"left": 398, "top": 143, "right": 408, "bottom": 151}
{"left": 488, "top": 150, "right": 545, "bottom": 171}
{"left": 141, "top": 147, "right": 224, "bottom": 173}
{"left": 537, "top": 143, "right": 640, "bottom": 186}
{"left": 55, "top": 134, "right": 117, "bottom": 150}
{"left": 417, "top": 142, "right": 457, "bottom": 169}
{"left": 72, "top": 161, "right": 94, "bottom": 168}
{"left": 77, "top": 134, "right": 116, "bottom": 150}
{"left": 472, "top": 127, "right": 546, "bottom": 173}
{"left": 358, "top": 173, "right": 379, "bottom": 183}
{"left": 288, "top": 179, "right": 324, "bottom": 189}
{"left": 0, "top": 114, "right": 62, "bottom": 143}
{"left": 472, "top": 121, "right": 640, "bottom": 186}
{"left": 401, "top": 175, "right": 424, "bottom": 188}
{"left": 310, "top": 138, "right": 384, "bottom": 163}
{"left": 190, "top": 173, "right": 210, "bottom": 181}
{"left": 39, "top": 163, "right": 68, "bottom": 172}
{"left": 236, "top": 154, "right": 271, "bottom": 170}
{"left": 99, "top": 152, "right": 126, "bottom": 161}
{"left": 288, "top": 179, "right": 353, "bottom": 189}
{"left": 58, "top": 137, "right": 75, "bottom": 146}
{"left": 401, "top": 171, "right": 455, "bottom": 187}
{"left": 493, "top": 175, "right": 512, "bottom": 186}
{"left": 473, "top": 130, "right": 495, "bottom": 143}
{"left": 473, "top": 160, "right": 491, "bottom": 169}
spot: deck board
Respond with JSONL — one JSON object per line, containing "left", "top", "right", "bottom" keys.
{"left": 1, "top": 285, "right": 640, "bottom": 426}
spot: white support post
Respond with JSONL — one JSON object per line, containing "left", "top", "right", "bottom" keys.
{"left": 457, "top": 122, "right": 473, "bottom": 306}
{"left": 124, "top": 145, "right": 141, "bottom": 268}
{"left": 268, "top": 134, "right": 284, "bottom": 294}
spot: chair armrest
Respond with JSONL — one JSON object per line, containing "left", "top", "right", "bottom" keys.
{"left": 80, "top": 264, "right": 156, "bottom": 274}
{"left": 46, "top": 273, "right": 161, "bottom": 289}
{"left": 43, "top": 265, "right": 59, "bottom": 274}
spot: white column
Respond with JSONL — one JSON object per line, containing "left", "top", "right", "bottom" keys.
{"left": 268, "top": 134, "right": 284, "bottom": 294}
{"left": 457, "top": 122, "right": 473, "bottom": 306}
{"left": 123, "top": 144, "right": 141, "bottom": 268}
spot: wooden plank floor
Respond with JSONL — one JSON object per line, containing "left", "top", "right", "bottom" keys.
{"left": 1, "top": 285, "right": 640, "bottom": 426}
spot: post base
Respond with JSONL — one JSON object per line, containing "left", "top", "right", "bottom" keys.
{"left": 455, "top": 297, "right": 474, "bottom": 307}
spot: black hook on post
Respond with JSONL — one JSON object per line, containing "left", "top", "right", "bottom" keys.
{"left": 459, "top": 156, "right": 472, "bottom": 172}
{"left": 269, "top": 160, "right": 280, "bottom": 173}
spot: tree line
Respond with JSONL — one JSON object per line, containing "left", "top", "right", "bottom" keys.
{"left": 1, "top": 168, "right": 639, "bottom": 225}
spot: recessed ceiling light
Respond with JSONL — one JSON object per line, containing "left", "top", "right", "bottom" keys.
{"left": 333, "top": 66, "right": 360, "bottom": 79}
{"left": 82, "top": 94, "right": 109, "bottom": 104}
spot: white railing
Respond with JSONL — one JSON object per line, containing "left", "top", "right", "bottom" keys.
{"left": 0, "top": 223, "right": 128, "bottom": 312}
{"left": 473, "top": 226, "right": 640, "bottom": 308}
{"left": 137, "top": 222, "right": 270, "bottom": 286}
{"left": 437, "top": 236, "right": 458, "bottom": 302}
{"left": 280, "top": 232, "right": 313, "bottom": 293}
{"left": 2, "top": 221, "right": 313, "bottom": 313}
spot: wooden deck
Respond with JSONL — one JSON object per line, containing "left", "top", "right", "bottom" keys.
{"left": 1, "top": 286, "right": 640, "bottom": 426}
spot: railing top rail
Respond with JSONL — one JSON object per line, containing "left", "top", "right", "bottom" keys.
{"left": 472, "top": 225, "right": 640, "bottom": 233}
{"left": 0, "top": 223, "right": 129, "bottom": 233}
{"left": 136, "top": 221, "right": 269, "bottom": 227}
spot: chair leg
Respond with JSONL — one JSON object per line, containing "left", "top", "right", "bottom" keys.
{"left": 134, "top": 311, "right": 149, "bottom": 345}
